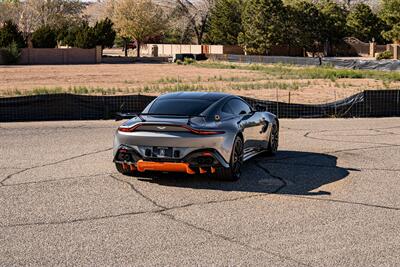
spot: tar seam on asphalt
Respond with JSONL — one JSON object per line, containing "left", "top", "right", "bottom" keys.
{"left": 1, "top": 172, "right": 118, "bottom": 187}
{"left": 266, "top": 161, "right": 400, "bottom": 173}
{"left": 304, "top": 131, "right": 400, "bottom": 147}
{"left": 0, "top": 147, "right": 112, "bottom": 186}
{"left": 109, "top": 174, "right": 312, "bottom": 267}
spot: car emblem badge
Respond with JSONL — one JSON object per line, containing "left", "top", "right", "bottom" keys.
{"left": 157, "top": 126, "right": 166, "bottom": 130}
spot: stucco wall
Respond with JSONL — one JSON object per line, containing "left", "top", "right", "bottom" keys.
{"left": 17, "top": 47, "right": 101, "bottom": 65}
{"left": 141, "top": 44, "right": 225, "bottom": 57}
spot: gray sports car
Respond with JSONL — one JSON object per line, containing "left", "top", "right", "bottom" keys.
{"left": 113, "top": 92, "right": 279, "bottom": 181}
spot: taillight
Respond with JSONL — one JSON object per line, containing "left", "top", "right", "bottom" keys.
{"left": 188, "top": 128, "right": 225, "bottom": 135}
{"left": 118, "top": 123, "right": 224, "bottom": 135}
{"left": 118, "top": 124, "right": 140, "bottom": 132}
{"left": 179, "top": 125, "right": 224, "bottom": 135}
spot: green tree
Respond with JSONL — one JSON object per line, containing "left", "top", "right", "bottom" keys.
{"left": 379, "top": 0, "right": 400, "bottom": 42}
{"left": 31, "top": 25, "right": 57, "bottom": 48}
{"left": 93, "top": 17, "right": 116, "bottom": 49}
{"left": 113, "top": 0, "right": 166, "bottom": 57}
{"left": 73, "top": 23, "right": 97, "bottom": 49}
{"left": 346, "top": 3, "right": 385, "bottom": 43}
{"left": 286, "top": 1, "right": 324, "bottom": 54}
{"left": 0, "top": 20, "right": 25, "bottom": 48}
{"left": 57, "top": 24, "right": 80, "bottom": 47}
{"left": 207, "top": 0, "right": 243, "bottom": 45}
{"left": 318, "top": 1, "right": 348, "bottom": 54}
{"left": 238, "top": 0, "right": 286, "bottom": 55}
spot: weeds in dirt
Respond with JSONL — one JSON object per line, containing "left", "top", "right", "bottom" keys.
{"left": 155, "top": 76, "right": 183, "bottom": 84}
{"left": 197, "top": 61, "right": 400, "bottom": 82}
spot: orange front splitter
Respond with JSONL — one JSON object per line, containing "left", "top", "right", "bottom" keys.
{"left": 136, "top": 160, "right": 195, "bottom": 175}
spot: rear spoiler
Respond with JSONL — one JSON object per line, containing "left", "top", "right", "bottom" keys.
{"left": 115, "top": 112, "right": 206, "bottom": 125}
{"left": 115, "top": 112, "right": 143, "bottom": 121}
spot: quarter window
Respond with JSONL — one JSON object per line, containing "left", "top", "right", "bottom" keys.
{"left": 227, "top": 99, "right": 252, "bottom": 115}
{"left": 222, "top": 102, "right": 234, "bottom": 114}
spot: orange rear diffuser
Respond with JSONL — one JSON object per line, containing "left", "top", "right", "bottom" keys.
{"left": 136, "top": 160, "right": 195, "bottom": 175}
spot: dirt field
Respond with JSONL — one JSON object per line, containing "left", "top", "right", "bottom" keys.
{"left": 1, "top": 63, "right": 399, "bottom": 103}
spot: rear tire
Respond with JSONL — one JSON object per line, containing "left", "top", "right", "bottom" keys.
{"left": 266, "top": 122, "right": 279, "bottom": 156}
{"left": 215, "top": 136, "right": 243, "bottom": 181}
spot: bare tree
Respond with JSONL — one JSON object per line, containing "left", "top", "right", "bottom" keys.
{"left": 0, "top": 1, "right": 20, "bottom": 27}
{"left": 83, "top": 0, "right": 116, "bottom": 26}
{"left": 175, "top": 0, "right": 214, "bottom": 44}
{"left": 18, "top": 0, "right": 85, "bottom": 35}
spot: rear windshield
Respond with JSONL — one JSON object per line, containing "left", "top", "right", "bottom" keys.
{"left": 148, "top": 99, "right": 212, "bottom": 115}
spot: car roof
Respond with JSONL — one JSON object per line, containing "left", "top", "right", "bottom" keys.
{"left": 157, "top": 92, "right": 232, "bottom": 101}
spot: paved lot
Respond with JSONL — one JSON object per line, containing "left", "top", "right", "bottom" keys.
{"left": 0, "top": 118, "right": 399, "bottom": 266}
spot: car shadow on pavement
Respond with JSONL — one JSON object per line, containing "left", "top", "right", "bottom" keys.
{"left": 136, "top": 150, "right": 356, "bottom": 196}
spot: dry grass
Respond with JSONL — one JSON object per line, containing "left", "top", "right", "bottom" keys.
{"left": 1, "top": 62, "right": 399, "bottom": 104}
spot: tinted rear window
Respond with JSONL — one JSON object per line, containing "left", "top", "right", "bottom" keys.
{"left": 149, "top": 99, "right": 213, "bottom": 115}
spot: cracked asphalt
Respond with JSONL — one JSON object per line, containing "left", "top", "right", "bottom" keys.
{"left": 0, "top": 118, "right": 399, "bottom": 266}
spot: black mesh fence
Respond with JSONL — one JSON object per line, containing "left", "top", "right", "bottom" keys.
{"left": 0, "top": 94, "right": 154, "bottom": 122}
{"left": 0, "top": 90, "right": 399, "bottom": 122}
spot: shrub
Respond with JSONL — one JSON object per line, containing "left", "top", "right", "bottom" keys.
{"left": 376, "top": 50, "right": 393, "bottom": 60}
{"left": 74, "top": 24, "right": 97, "bottom": 49}
{"left": 59, "top": 23, "right": 96, "bottom": 49}
{"left": 93, "top": 18, "right": 116, "bottom": 49}
{"left": 32, "top": 26, "right": 57, "bottom": 48}
{"left": 175, "top": 59, "right": 183, "bottom": 65}
{"left": 183, "top": 57, "right": 195, "bottom": 65}
{"left": 0, "top": 41, "right": 21, "bottom": 64}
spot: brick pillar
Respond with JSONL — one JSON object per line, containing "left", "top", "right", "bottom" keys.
{"left": 393, "top": 44, "right": 400, "bottom": 60}
{"left": 95, "top": 46, "right": 102, "bottom": 63}
{"left": 369, "top": 42, "right": 376, "bottom": 57}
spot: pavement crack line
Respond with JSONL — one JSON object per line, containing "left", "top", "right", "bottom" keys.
{"left": 161, "top": 212, "right": 313, "bottom": 267}
{"left": 254, "top": 161, "right": 288, "bottom": 193}
{"left": 303, "top": 131, "right": 400, "bottom": 147}
{"left": 1, "top": 172, "right": 118, "bottom": 187}
{"left": 109, "top": 174, "right": 167, "bottom": 209}
{"left": 0, "top": 191, "right": 266, "bottom": 229}
{"left": 254, "top": 161, "right": 400, "bottom": 211}
{"left": 109, "top": 174, "right": 265, "bottom": 212}
{"left": 0, "top": 210, "right": 161, "bottom": 228}
{"left": 264, "top": 161, "right": 400, "bottom": 173}
{"left": 0, "top": 147, "right": 112, "bottom": 186}
{"left": 266, "top": 144, "right": 393, "bottom": 163}
{"left": 109, "top": 174, "right": 312, "bottom": 266}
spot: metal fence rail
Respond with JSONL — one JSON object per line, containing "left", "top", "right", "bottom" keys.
{"left": 208, "top": 54, "right": 321, "bottom": 66}
{"left": 0, "top": 90, "right": 399, "bottom": 122}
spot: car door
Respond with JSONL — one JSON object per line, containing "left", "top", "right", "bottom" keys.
{"left": 225, "top": 99, "right": 266, "bottom": 151}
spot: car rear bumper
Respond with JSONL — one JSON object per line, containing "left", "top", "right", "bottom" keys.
{"left": 113, "top": 130, "right": 234, "bottom": 166}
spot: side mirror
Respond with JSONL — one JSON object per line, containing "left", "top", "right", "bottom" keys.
{"left": 239, "top": 110, "right": 247, "bottom": 115}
